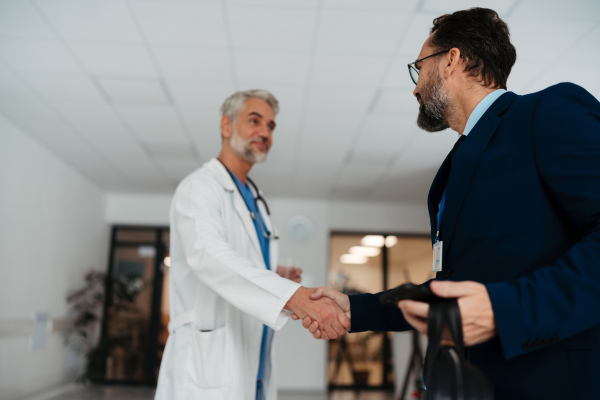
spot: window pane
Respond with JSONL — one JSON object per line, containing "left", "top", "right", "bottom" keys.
{"left": 115, "top": 229, "right": 157, "bottom": 243}
{"left": 104, "top": 246, "right": 156, "bottom": 382}
{"left": 387, "top": 237, "right": 434, "bottom": 288}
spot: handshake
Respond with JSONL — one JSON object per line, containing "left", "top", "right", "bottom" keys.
{"left": 284, "top": 287, "right": 351, "bottom": 340}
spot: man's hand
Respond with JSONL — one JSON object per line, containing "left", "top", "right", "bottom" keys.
{"left": 398, "top": 280, "right": 497, "bottom": 346}
{"left": 276, "top": 265, "right": 302, "bottom": 283}
{"left": 292, "top": 287, "right": 350, "bottom": 340}
{"left": 284, "top": 287, "right": 350, "bottom": 340}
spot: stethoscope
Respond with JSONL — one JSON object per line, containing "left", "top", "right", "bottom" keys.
{"left": 218, "top": 159, "right": 279, "bottom": 241}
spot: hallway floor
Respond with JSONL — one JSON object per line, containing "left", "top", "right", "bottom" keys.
{"left": 46, "top": 386, "right": 397, "bottom": 400}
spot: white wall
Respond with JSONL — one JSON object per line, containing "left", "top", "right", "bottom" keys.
{"left": 105, "top": 192, "right": 430, "bottom": 391}
{"left": 0, "top": 116, "right": 109, "bottom": 400}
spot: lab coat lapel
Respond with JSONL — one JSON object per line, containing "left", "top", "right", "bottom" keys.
{"left": 254, "top": 187, "right": 279, "bottom": 270}
{"left": 232, "top": 190, "right": 263, "bottom": 260}
{"left": 209, "top": 158, "right": 263, "bottom": 260}
{"left": 440, "top": 92, "right": 518, "bottom": 259}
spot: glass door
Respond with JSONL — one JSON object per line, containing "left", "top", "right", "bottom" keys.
{"left": 327, "top": 232, "right": 433, "bottom": 392}
{"left": 101, "top": 226, "right": 169, "bottom": 385}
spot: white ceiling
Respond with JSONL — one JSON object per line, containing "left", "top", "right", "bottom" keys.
{"left": 1, "top": 0, "right": 600, "bottom": 203}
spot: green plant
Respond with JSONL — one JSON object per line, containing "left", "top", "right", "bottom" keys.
{"left": 64, "top": 270, "right": 145, "bottom": 383}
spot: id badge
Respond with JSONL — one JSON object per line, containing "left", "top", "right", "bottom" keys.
{"left": 432, "top": 241, "right": 443, "bottom": 272}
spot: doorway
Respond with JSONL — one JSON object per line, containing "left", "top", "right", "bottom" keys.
{"left": 327, "top": 232, "right": 434, "bottom": 392}
{"left": 101, "top": 226, "right": 169, "bottom": 385}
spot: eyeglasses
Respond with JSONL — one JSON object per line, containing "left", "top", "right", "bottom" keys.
{"left": 407, "top": 49, "right": 450, "bottom": 85}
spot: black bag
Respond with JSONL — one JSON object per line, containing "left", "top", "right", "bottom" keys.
{"left": 423, "top": 299, "right": 494, "bottom": 400}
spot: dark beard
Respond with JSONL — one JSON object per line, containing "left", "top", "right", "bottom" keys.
{"left": 416, "top": 71, "right": 451, "bottom": 132}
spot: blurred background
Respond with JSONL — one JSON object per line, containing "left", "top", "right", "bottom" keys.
{"left": 1, "top": 0, "right": 599, "bottom": 399}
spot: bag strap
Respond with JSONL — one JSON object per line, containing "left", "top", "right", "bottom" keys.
{"left": 444, "top": 299, "right": 467, "bottom": 358}
{"left": 423, "top": 301, "right": 446, "bottom": 383}
{"left": 423, "top": 299, "right": 469, "bottom": 383}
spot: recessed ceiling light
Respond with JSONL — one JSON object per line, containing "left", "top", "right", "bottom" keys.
{"left": 349, "top": 246, "right": 381, "bottom": 257}
{"left": 340, "top": 254, "right": 368, "bottom": 264}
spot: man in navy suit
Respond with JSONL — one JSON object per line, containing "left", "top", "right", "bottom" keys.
{"left": 298, "top": 8, "right": 600, "bottom": 399}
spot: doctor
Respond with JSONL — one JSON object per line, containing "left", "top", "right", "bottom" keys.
{"left": 155, "top": 89, "right": 350, "bottom": 400}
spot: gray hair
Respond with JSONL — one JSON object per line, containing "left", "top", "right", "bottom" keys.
{"left": 220, "top": 89, "right": 279, "bottom": 122}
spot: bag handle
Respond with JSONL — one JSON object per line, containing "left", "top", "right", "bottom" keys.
{"left": 423, "top": 301, "right": 446, "bottom": 383}
{"left": 444, "top": 299, "right": 467, "bottom": 358}
{"left": 423, "top": 299, "right": 468, "bottom": 383}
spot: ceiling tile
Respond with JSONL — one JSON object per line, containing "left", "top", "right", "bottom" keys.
{"left": 512, "top": 0, "right": 600, "bottom": 19}
{"left": 335, "top": 163, "right": 387, "bottom": 191}
{"left": 369, "top": 87, "right": 418, "bottom": 117}
{"left": 166, "top": 80, "right": 236, "bottom": 109}
{"left": 0, "top": 1, "right": 56, "bottom": 39}
{"left": 96, "top": 77, "right": 171, "bottom": 105}
{"left": 0, "top": 97, "right": 57, "bottom": 123}
{"left": 228, "top": 0, "right": 319, "bottom": 6}
{"left": 381, "top": 54, "right": 417, "bottom": 88}
{"left": 302, "top": 109, "right": 363, "bottom": 138}
{"left": 394, "top": 12, "right": 439, "bottom": 59}
{"left": 116, "top": 104, "right": 190, "bottom": 145}
{"left": 370, "top": 167, "right": 437, "bottom": 203}
{"left": 189, "top": 122, "right": 222, "bottom": 161}
{"left": 390, "top": 129, "right": 456, "bottom": 174}
{"left": 323, "top": 0, "right": 420, "bottom": 12}
{"left": 70, "top": 43, "right": 159, "bottom": 77}
{"left": 311, "top": 54, "right": 389, "bottom": 87}
{"left": 21, "top": 74, "right": 106, "bottom": 104}
{"left": 306, "top": 85, "right": 377, "bottom": 114}
{"left": 35, "top": 0, "right": 143, "bottom": 43}
{"left": 227, "top": 5, "right": 317, "bottom": 51}
{"left": 421, "top": 0, "right": 519, "bottom": 16}
{"left": 355, "top": 115, "right": 416, "bottom": 154}
{"left": 131, "top": 2, "right": 227, "bottom": 46}
{"left": 518, "top": 23, "right": 600, "bottom": 94}
{"left": 154, "top": 155, "right": 201, "bottom": 183}
{"left": 316, "top": 9, "right": 410, "bottom": 56}
{"left": 179, "top": 109, "right": 222, "bottom": 139}
{"left": 53, "top": 102, "right": 121, "bottom": 124}
{"left": 236, "top": 51, "right": 310, "bottom": 86}
{"left": 146, "top": 142, "right": 196, "bottom": 158}
{"left": 507, "top": 61, "right": 549, "bottom": 93}
{"left": 508, "top": 18, "right": 595, "bottom": 62}
{"left": 0, "top": 40, "right": 81, "bottom": 74}
{"left": 153, "top": 47, "right": 232, "bottom": 80}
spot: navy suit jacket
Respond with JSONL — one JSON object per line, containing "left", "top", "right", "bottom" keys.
{"left": 349, "top": 83, "right": 600, "bottom": 399}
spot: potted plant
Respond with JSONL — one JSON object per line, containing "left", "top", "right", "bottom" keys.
{"left": 64, "top": 270, "right": 145, "bottom": 383}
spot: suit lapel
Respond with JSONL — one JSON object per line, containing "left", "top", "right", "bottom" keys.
{"left": 438, "top": 92, "right": 518, "bottom": 258}
{"left": 428, "top": 152, "right": 452, "bottom": 243}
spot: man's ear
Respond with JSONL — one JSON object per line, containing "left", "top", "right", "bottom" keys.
{"left": 443, "top": 48, "right": 462, "bottom": 79}
{"left": 221, "top": 115, "right": 232, "bottom": 139}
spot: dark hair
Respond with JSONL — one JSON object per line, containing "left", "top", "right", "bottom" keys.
{"left": 430, "top": 8, "right": 516, "bottom": 89}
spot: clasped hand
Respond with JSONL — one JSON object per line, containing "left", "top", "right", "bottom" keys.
{"left": 284, "top": 287, "right": 350, "bottom": 340}
{"left": 292, "top": 281, "right": 497, "bottom": 346}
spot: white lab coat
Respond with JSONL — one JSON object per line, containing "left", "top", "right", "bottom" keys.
{"left": 155, "top": 158, "right": 301, "bottom": 400}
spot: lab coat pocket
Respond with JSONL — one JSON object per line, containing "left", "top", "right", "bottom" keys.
{"left": 188, "top": 326, "right": 228, "bottom": 389}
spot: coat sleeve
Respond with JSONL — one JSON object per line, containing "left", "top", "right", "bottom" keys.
{"left": 172, "top": 174, "right": 300, "bottom": 330}
{"left": 348, "top": 292, "right": 413, "bottom": 333}
{"left": 486, "top": 83, "right": 600, "bottom": 359}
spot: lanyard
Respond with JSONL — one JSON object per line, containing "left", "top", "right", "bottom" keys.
{"left": 435, "top": 188, "right": 447, "bottom": 243}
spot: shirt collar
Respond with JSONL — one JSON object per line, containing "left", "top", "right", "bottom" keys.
{"left": 463, "top": 89, "right": 506, "bottom": 136}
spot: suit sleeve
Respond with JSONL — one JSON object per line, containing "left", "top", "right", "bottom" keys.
{"left": 486, "top": 83, "right": 600, "bottom": 359}
{"left": 349, "top": 293, "right": 413, "bottom": 333}
{"left": 172, "top": 175, "right": 300, "bottom": 330}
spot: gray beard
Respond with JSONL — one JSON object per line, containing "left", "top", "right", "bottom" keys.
{"left": 229, "top": 129, "right": 268, "bottom": 163}
{"left": 416, "top": 71, "right": 452, "bottom": 132}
